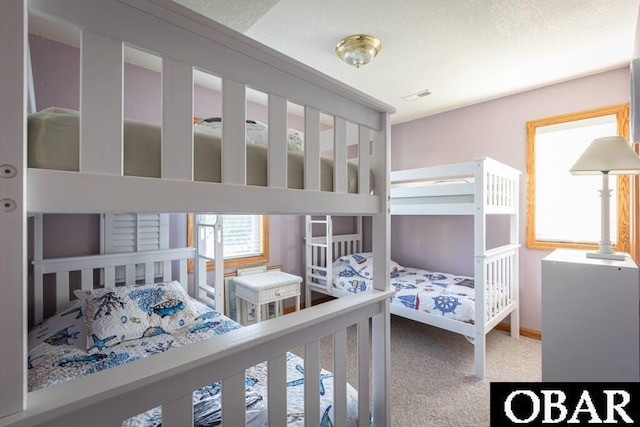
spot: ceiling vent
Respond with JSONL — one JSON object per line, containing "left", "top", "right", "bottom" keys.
{"left": 402, "top": 89, "right": 432, "bottom": 101}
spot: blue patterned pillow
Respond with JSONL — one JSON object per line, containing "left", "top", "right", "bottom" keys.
{"left": 75, "top": 281, "right": 199, "bottom": 352}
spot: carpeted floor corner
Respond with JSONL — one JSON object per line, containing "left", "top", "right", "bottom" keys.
{"left": 297, "top": 314, "right": 541, "bottom": 427}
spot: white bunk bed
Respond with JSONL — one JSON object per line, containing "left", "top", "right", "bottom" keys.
{"left": 305, "top": 157, "right": 521, "bottom": 379}
{"left": 0, "top": 0, "right": 395, "bottom": 426}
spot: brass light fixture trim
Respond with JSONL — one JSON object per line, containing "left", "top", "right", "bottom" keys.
{"left": 335, "top": 34, "right": 382, "bottom": 69}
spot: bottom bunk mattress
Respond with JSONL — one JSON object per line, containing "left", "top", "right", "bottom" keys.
{"left": 332, "top": 253, "right": 476, "bottom": 323}
{"left": 27, "top": 281, "right": 357, "bottom": 426}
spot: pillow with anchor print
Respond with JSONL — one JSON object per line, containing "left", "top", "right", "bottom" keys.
{"left": 74, "top": 281, "right": 199, "bottom": 353}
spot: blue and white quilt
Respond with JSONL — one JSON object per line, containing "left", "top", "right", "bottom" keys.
{"left": 28, "top": 295, "right": 358, "bottom": 426}
{"left": 332, "top": 253, "right": 476, "bottom": 323}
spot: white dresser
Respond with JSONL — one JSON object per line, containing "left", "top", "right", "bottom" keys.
{"left": 541, "top": 248, "right": 640, "bottom": 381}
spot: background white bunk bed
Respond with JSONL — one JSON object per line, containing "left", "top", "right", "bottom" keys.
{"left": 305, "top": 157, "right": 521, "bottom": 379}
{"left": 0, "top": 0, "right": 395, "bottom": 426}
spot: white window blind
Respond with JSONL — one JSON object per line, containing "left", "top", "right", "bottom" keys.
{"left": 101, "top": 213, "right": 169, "bottom": 281}
{"left": 222, "top": 215, "right": 262, "bottom": 259}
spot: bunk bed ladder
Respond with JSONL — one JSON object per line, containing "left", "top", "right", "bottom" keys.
{"left": 305, "top": 215, "right": 333, "bottom": 306}
{"left": 194, "top": 214, "right": 223, "bottom": 312}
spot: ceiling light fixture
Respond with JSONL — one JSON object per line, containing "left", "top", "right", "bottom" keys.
{"left": 335, "top": 34, "right": 382, "bottom": 69}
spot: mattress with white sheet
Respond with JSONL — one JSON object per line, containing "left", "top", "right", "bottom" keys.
{"left": 28, "top": 281, "right": 358, "bottom": 426}
{"left": 331, "top": 253, "right": 476, "bottom": 323}
{"left": 28, "top": 107, "right": 370, "bottom": 193}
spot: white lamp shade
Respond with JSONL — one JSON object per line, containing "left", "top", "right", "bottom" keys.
{"left": 570, "top": 136, "right": 640, "bottom": 175}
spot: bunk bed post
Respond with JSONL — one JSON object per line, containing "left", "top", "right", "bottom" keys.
{"left": 510, "top": 177, "right": 520, "bottom": 338}
{"left": 371, "top": 113, "right": 391, "bottom": 426}
{"left": 0, "top": 0, "right": 28, "bottom": 417}
{"left": 473, "top": 159, "right": 487, "bottom": 379}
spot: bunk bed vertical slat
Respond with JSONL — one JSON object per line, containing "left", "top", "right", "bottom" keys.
{"left": 304, "top": 340, "right": 321, "bottom": 427}
{"left": 125, "top": 264, "right": 135, "bottom": 285}
{"left": 267, "top": 354, "right": 287, "bottom": 425}
{"left": 162, "top": 394, "right": 193, "bottom": 427}
{"left": 162, "top": 260, "right": 171, "bottom": 281}
{"left": 104, "top": 266, "right": 116, "bottom": 288}
{"left": 333, "top": 117, "right": 348, "bottom": 193}
{"left": 80, "top": 268, "right": 93, "bottom": 291}
{"left": 304, "top": 107, "right": 321, "bottom": 191}
{"left": 34, "top": 266, "right": 44, "bottom": 325}
{"left": 222, "top": 372, "right": 246, "bottom": 425}
{"left": 179, "top": 259, "right": 188, "bottom": 293}
{"left": 510, "top": 176, "right": 520, "bottom": 338}
{"left": 357, "top": 319, "right": 371, "bottom": 424}
{"left": 161, "top": 58, "right": 194, "bottom": 181}
{"left": 333, "top": 329, "right": 348, "bottom": 426}
{"left": 358, "top": 126, "right": 371, "bottom": 195}
{"left": 55, "top": 272, "right": 69, "bottom": 311}
{"left": 268, "top": 94, "right": 288, "bottom": 188}
{"left": 221, "top": 79, "right": 246, "bottom": 185}
{"left": 80, "top": 29, "right": 123, "bottom": 175}
{"left": 144, "top": 262, "right": 154, "bottom": 284}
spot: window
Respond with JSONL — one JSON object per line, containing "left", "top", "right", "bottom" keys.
{"left": 526, "top": 104, "right": 631, "bottom": 251}
{"left": 187, "top": 214, "right": 269, "bottom": 272}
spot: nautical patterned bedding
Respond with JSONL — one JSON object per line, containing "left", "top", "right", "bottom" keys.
{"left": 332, "top": 253, "right": 476, "bottom": 323}
{"left": 28, "top": 283, "right": 358, "bottom": 426}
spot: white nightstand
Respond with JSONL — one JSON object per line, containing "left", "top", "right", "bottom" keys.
{"left": 233, "top": 266, "right": 301, "bottom": 325}
{"left": 541, "top": 248, "right": 640, "bottom": 381}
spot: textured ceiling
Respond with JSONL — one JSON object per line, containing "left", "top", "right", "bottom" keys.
{"left": 180, "top": 0, "right": 640, "bottom": 124}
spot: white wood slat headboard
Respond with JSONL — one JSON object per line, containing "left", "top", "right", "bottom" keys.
{"left": 31, "top": 248, "right": 195, "bottom": 325}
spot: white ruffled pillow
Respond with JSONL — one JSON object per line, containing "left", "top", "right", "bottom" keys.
{"left": 74, "top": 281, "right": 199, "bottom": 352}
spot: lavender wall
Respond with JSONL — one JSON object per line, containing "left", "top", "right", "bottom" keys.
{"left": 390, "top": 67, "right": 631, "bottom": 332}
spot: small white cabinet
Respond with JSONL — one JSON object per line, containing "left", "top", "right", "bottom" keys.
{"left": 541, "top": 249, "right": 640, "bottom": 381}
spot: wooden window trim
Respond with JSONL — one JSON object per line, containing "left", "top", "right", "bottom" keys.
{"left": 526, "top": 103, "right": 631, "bottom": 252}
{"left": 187, "top": 214, "right": 269, "bottom": 273}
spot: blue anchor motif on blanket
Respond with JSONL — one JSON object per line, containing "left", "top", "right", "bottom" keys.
{"left": 87, "top": 333, "right": 117, "bottom": 352}
{"left": 432, "top": 295, "right": 461, "bottom": 316}
{"left": 287, "top": 365, "right": 332, "bottom": 396}
{"left": 45, "top": 327, "right": 80, "bottom": 346}
{"left": 321, "top": 404, "right": 334, "bottom": 427}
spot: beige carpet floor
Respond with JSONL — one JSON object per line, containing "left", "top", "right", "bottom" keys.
{"left": 296, "top": 314, "right": 541, "bottom": 427}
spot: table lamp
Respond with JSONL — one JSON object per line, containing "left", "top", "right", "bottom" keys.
{"left": 569, "top": 136, "right": 640, "bottom": 260}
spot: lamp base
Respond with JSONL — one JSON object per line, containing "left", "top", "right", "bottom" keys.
{"left": 586, "top": 251, "right": 627, "bottom": 261}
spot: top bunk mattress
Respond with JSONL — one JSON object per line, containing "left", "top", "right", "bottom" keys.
{"left": 28, "top": 107, "right": 369, "bottom": 193}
